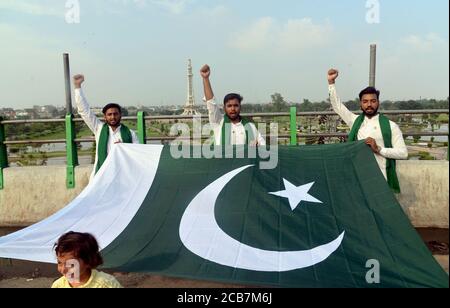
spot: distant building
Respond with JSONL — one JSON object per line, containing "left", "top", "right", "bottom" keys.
{"left": 90, "top": 107, "right": 103, "bottom": 116}
{"left": 0, "top": 108, "right": 16, "bottom": 119}
{"left": 34, "top": 105, "right": 58, "bottom": 118}
{"left": 126, "top": 106, "right": 138, "bottom": 116}
{"left": 15, "top": 110, "right": 32, "bottom": 119}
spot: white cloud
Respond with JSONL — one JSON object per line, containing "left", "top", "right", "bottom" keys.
{"left": 197, "top": 5, "right": 228, "bottom": 17}
{"left": 109, "top": 0, "right": 191, "bottom": 14}
{"left": 229, "top": 17, "right": 333, "bottom": 52}
{"left": 401, "top": 33, "right": 447, "bottom": 52}
{"left": 97, "top": 0, "right": 222, "bottom": 17}
{"left": 230, "top": 17, "right": 275, "bottom": 51}
{"left": 0, "top": 0, "right": 61, "bottom": 16}
{"left": 279, "top": 19, "right": 332, "bottom": 51}
{"left": 150, "top": 0, "right": 192, "bottom": 15}
{"left": 122, "top": 0, "right": 148, "bottom": 8}
{"left": 0, "top": 23, "right": 100, "bottom": 108}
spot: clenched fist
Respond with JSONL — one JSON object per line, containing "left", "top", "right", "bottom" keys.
{"left": 73, "top": 74, "right": 85, "bottom": 89}
{"left": 200, "top": 65, "right": 211, "bottom": 79}
{"left": 327, "top": 69, "right": 339, "bottom": 85}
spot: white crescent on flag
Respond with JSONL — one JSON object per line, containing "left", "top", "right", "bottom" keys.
{"left": 179, "top": 165, "right": 345, "bottom": 272}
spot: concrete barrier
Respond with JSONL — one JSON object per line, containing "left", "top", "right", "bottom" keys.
{"left": 397, "top": 161, "right": 449, "bottom": 228}
{"left": 0, "top": 166, "right": 92, "bottom": 227}
{"left": 0, "top": 162, "right": 448, "bottom": 228}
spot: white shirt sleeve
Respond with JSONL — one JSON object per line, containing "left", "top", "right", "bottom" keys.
{"left": 204, "top": 97, "right": 223, "bottom": 126}
{"left": 248, "top": 123, "right": 266, "bottom": 146}
{"left": 131, "top": 130, "right": 140, "bottom": 144}
{"left": 379, "top": 122, "right": 409, "bottom": 160}
{"left": 74, "top": 88, "right": 102, "bottom": 134}
{"left": 328, "top": 84, "right": 358, "bottom": 127}
{"left": 257, "top": 133, "right": 266, "bottom": 146}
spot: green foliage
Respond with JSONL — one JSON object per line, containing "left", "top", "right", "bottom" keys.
{"left": 244, "top": 94, "right": 448, "bottom": 113}
{"left": 437, "top": 114, "right": 449, "bottom": 123}
{"left": 270, "top": 93, "right": 288, "bottom": 112}
{"left": 418, "top": 151, "right": 435, "bottom": 160}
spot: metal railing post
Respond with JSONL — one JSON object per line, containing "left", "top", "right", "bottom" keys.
{"left": 369, "top": 44, "right": 377, "bottom": 87}
{"left": 447, "top": 135, "right": 449, "bottom": 161}
{"left": 0, "top": 169, "right": 3, "bottom": 190}
{"left": 290, "top": 107, "right": 298, "bottom": 146}
{"left": 64, "top": 53, "right": 78, "bottom": 189}
{"left": 137, "top": 111, "right": 147, "bottom": 144}
{"left": 0, "top": 117, "right": 8, "bottom": 190}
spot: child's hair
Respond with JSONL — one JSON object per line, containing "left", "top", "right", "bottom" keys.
{"left": 54, "top": 232, "right": 103, "bottom": 268}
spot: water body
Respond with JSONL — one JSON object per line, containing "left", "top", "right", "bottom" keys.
{"left": 45, "top": 155, "right": 93, "bottom": 166}
{"left": 28, "top": 142, "right": 93, "bottom": 153}
{"left": 406, "top": 124, "right": 449, "bottom": 142}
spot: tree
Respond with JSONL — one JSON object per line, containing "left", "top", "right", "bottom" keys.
{"left": 270, "top": 93, "right": 288, "bottom": 112}
{"left": 398, "top": 100, "right": 422, "bottom": 110}
{"left": 121, "top": 108, "right": 129, "bottom": 116}
{"left": 344, "top": 99, "right": 360, "bottom": 111}
{"left": 413, "top": 136, "right": 421, "bottom": 143}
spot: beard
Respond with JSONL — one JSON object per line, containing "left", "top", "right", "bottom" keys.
{"left": 106, "top": 119, "right": 121, "bottom": 128}
{"left": 362, "top": 107, "right": 379, "bottom": 117}
{"left": 226, "top": 113, "right": 240, "bottom": 121}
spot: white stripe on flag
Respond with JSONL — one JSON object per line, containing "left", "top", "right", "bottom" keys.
{"left": 0, "top": 144, "right": 163, "bottom": 263}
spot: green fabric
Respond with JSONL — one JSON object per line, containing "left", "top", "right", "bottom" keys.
{"left": 348, "top": 114, "right": 401, "bottom": 193}
{"left": 101, "top": 143, "right": 448, "bottom": 288}
{"left": 96, "top": 124, "right": 132, "bottom": 174}
{"left": 0, "top": 117, "right": 8, "bottom": 169}
{"left": 220, "top": 115, "right": 255, "bottom": 146}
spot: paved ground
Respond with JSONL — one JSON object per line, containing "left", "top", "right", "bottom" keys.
{"left": 0, "top": 272, "right": 248, "bottom": 289}
{"left": 0, "top": 228, "right": 448, "bottom": 288}
{"left": 0, "top": 257, "right": 447, "bottom": 288}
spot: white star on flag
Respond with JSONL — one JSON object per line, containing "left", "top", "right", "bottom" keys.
{"left": 269, "top": 180, "right": 323, "bottom": 211}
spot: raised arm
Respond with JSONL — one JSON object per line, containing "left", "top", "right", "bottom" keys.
{"left": 200, "top": 64, "right": 222, "bottom": 125}
{"left": 200, "top": 65, "right": 214, "bottom": 101}
{"left": 73, "top": 75, "right": 102, "bottom": 134}
{"left": 327, "top": 69, "right": 358, "bottom": 126}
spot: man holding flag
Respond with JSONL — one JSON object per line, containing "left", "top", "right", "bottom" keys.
{"left": 327, "top": 69, "right": 408, "bottom": 192}
{"left": 200, "top": 64, "right": 265, "bottom": 146}
{"left": 74, "top": 74, "right": 139, "bottom": 181}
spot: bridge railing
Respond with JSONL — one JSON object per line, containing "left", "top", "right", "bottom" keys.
{"left": 1, "top": 109, "right": 448, "bottom": 189}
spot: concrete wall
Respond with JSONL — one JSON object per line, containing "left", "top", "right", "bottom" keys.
{"left": 0, "top": 166, "right": 92, "bottom": 227}
{"left": 0, "top": 162, "right": 448, "bottom": 228}
{"left": 397, "top": 161, "right": 449, "bottom": 228}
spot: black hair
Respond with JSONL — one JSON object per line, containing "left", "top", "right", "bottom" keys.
{"left": 223, "top": 93, "right": 243, "bottom": 105}
{"left": 102, "top": 103, "right": 122, "bottom": 115}
{"left": 359, "top": 87, "right": 380, "bottom": 101}
{"left": 54, "top": 232, "right": 103, "bottom": 268}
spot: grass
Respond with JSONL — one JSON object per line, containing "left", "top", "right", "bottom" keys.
{"left": 437, "top": 114, "right": 449, "bottom": 123}
{"left": 10, "top": 149, "right": 94, "bottom": 159}
{"left": 27, "top": 126, "right": 94, "bottom": 141}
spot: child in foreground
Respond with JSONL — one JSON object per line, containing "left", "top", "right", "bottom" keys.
{"left": 52, "top": 231, "right": 122, "bottom": 288}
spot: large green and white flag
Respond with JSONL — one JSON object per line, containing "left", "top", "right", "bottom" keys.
{"left": 0, "top": 142, "right": 448, "bottom": 288}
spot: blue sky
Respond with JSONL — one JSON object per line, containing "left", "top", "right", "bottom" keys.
{"left": 0, "top": 0, "right": 448, "bottom": 108}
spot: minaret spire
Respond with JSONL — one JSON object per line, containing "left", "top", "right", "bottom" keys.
{"left": 182, "top": 59, "right": 200, "bottom": 116}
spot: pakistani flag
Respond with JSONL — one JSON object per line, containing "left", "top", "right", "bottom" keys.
{"left": 0, "top": 142, "right": 448, "bottom": 288}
